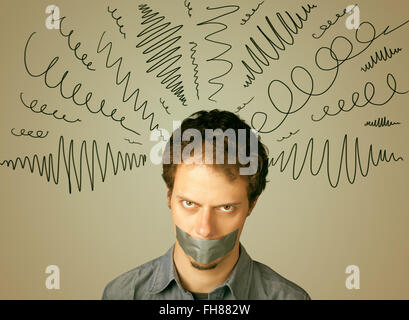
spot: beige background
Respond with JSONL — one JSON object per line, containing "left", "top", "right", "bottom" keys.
{"left": 0, "top": 0, "right": 408, "bottom": 299}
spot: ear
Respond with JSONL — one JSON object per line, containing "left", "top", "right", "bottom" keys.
{"left": 247, "top": 196, "right": 259, "bottom": 217}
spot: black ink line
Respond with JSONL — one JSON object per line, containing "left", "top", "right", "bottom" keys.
{"left": 277, "top": 129, "right": 300, "bottom": 142}
{"left": 361, "top": 46, "right": 403, "bottom": 72}
{"left": 250, "top": 19, "right": 409, "bottom": 134}
{"left": 189, "top": 41, "right": 200, "bottom": 100}
{"left": 364, "top": 116, "right": 401, "bottom": 127}
{"left": 107, "top": 6, "right": 126, "bottom": 39}
{"left": 124, "top": 138, "right": 142, "bottom": 145}
{"left": 312, "top": 4, "right": 358, "bottom": 39}
{"left": 11, "top": 128, "right": 49, "bottom": 138}
{"left": 269, "top": 134, "right": 403, "bottom": 188}
{"left": 0, "top": 136, "right": 147, "bottom": 194}
{"left": 240, "top": 1, "right": 264, "bottom": 26}
{"left": 96, "top": 31, "right": 159, "bottom": 132}
{"left": 241, "top": 4, "right": 317, "bottom": 88}
{"left": 234, "top": 96, "right": 254, "bottom": 113}
{"left": 20, "top": 92, "right": 81, "bottom": 123}
{"left": 197, "top": 5, "right": 240, "bottom": 102}
{"left": 311, "top": 73, "right": 408, "bottom": 122}
{"left": 58, "top": 16, "right": 96, "bottom": 71}
{"left": 184, "top": 0, "right": 192, "bottom": 18}
{"left": 136, "top": 4, "right": 187, "bottom": 106}
{"left": 160, "top": 98, "right": 171, "bottom": 115}
{"left": 24, "top": 32, "right": 140, "bottom": 136}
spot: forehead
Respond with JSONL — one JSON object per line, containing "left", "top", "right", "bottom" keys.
{"left": 172, "top": 163, "right": 248, "bottom": 203}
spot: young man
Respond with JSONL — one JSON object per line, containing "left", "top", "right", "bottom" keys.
{"left": 102, "top": 109, "right": 310, "bottom": 300}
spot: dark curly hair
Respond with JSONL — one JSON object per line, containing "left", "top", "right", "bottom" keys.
{"left": 162, "top": 109, "right": 269, "bottom": 206}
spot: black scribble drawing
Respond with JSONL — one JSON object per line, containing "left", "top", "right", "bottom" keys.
{"left": 58, "top": 16, "right": 96, "bottom": 71}
{"left": 241, "top": 4, "right": 317, "bottom": 88}
{"left": 197, "top": 5, "right": 240, "bottom": 102}
{"left": 107, "top": 6, "right": 126, "bottom": 39}
{"left": 240, "top": 1, "right": 264, "bottom": 25}
{"left": 124, "top": 138, "right": 142, "bottom": 145}
{"left": 269, "top": 134, "right": 403, "bottom": 188}
{"left": 189, "top": 41, "right": 200, "bottom": 100}
{"left": 234, "top": 96, "right": 254, "bottom": 113}
{"left": 184, "top": 0, "right": 192, "bottom": 17}
{"left": 11, "top": 128, "right": 49, "bottom": 138}
{"left": 361, "top": 46, "right": 403, "bottom": 72}
{"left": 364, "top": 116, "right": 401, "bottom": 127}
{"left": 0, "top": 136, "right": 147, "bottom": 194}
{"left": 136, "top": 4, "right": 187, "bottom": 106}
{"left": 96, "top": 31, "right": 159, "bottom": 132}
{"left": 277, "top": 129, "right": 300, "bottom": 142}
{"left": 160, "top": 98, "right": 171, "bottom": 114}
{"left": 20, "top": 92, "right": 81, "bottom": 123}
{"left": 312, "top": 4, "right": 358, "bottom": 39}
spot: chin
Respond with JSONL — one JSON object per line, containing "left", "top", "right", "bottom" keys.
{"left": 190, "top": 260, "right": 219, "bottom": 270}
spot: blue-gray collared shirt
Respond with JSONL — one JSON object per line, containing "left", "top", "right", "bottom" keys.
{"left": 102, "top": 243, "right": 311, "bottom": 300}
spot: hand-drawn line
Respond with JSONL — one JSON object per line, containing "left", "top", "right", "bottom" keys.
{"left": 11, "top": 128, "right": 49, "bottom": 138}
{"left": 136, "top": 4, "right": 187, "bottom": 106}
{"left": 124, "top": 138, "right": 142, "bottom": 145}
{"left": 20, "top": 92, "right": 81, "bottom": 123}
{"left": 184, "top": 0, "right": 193, "bottom": 18}
{"left": 250, "top": 19, "right": 409, "bottom": 134}
{"left": 364, "top": 116, "right": 401, "bottom": 127}
{"left": 0, "top": 136, "right": 147, "bottom": 194}
{"left": 24, "top": 32, "right": 140, "bottom": 136}
{"left": 197, "top": 5, "right": 240, "bottom": 102}
{"left": 311, "top": 73, "right": 408, "bottom": 122}
{"left": 277, "top": 129, "right": 300, "bottom": 142}
{"left": 361, "top": 47, "right": 403, "bottom": 72}
{"left": 188, "top": 41, "right": 200, "bottom": 100}
{"left": 312, "top": 4, "right": 358, "bottom": 39}
{"left": 269, "top": 134, "right": 403, "bottom": 188}
{"left": 107, "top": 6, "right": 127, "bottom": 39}
{"left": 160, "top": 98, "right": 171, "bottom": 115}
{"left": 96, "top": 31, "right": 159, "bottom": 132}
{"left": 234, "top": 96, "right": 254, "bottom": 113}
{"left": 240, "top": 1, "right": 264, "bottom": 26}
{"left": 58, "top": 16, "right": 96, "bottom": 71}
{"left": 241, "top": 4, "right": 317, "bottom": 88}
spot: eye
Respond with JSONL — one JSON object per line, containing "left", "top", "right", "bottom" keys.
{"left": 182, "top": 200, "right": 195, "bottom": 208}
{"left": 220, "top": 205, "right": 234, "bottom": 213}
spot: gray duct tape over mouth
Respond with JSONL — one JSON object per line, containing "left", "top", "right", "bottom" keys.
{"left": 176, "top": 225, "right": 239, "bottom": 264}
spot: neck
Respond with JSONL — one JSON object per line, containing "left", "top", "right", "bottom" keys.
{"left": 173, "top": 241, "right": 240, "bottom": 293}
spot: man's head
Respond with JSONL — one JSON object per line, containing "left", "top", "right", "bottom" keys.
{"left": 161, "top": 109, "right": 269, "bottom": 269}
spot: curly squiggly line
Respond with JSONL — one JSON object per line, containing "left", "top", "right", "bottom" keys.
{"left": 241, "top": 4, "right": 317, "bottom": 88}
{"left": 189, "top": 41, "right": 200, "bottom": 100}
{"left": 197, "top": 5, "right": 240, "bottom": 102}
{"left": 0, "top": 136, "right": 147, "bottom": 194}
{"left": 269, "top": 134, "right": 403, "bottom": 188}
{"left": 136, "top": 4, "right": 187, "bottom": 105}
{"left": 364, "top": 116, "right": 401, "bottom": 127}
{"left": 361, "top": 46, "right": 403, "bottom": 72}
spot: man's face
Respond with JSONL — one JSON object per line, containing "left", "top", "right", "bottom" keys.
{"left": 167, "top": 163, "right": 257, "bottom": 270}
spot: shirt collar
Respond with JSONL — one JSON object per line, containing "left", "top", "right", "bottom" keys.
{"left": 149, "top": 242, "right": 253, "bottom": 299}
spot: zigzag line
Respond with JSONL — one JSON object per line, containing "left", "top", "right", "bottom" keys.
{"left": 136, "top": 4, "right": 187, "bottom": 106}
{"left": 189, "top": 41, "right": 200, "bottom": 100}
{"left": 269, "top": 134, "right": 403, "bottom": 188}
{"left": 197, "top": 5, "right": 240, "bottom": 102}
{"left": 0, "top": 136, "right": 146, "bottom": 194}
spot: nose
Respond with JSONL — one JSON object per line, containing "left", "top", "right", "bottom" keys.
{"left": 195, "top": 207, "right": 214, "bottom": 239}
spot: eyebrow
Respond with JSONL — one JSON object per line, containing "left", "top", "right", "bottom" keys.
{"left": 175, "top": 194, "right": 242, "bottom": 207}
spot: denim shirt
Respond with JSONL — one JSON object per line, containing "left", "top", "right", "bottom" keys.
{"left": 102, "top": 243, "right": 311, "bottom": 300}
